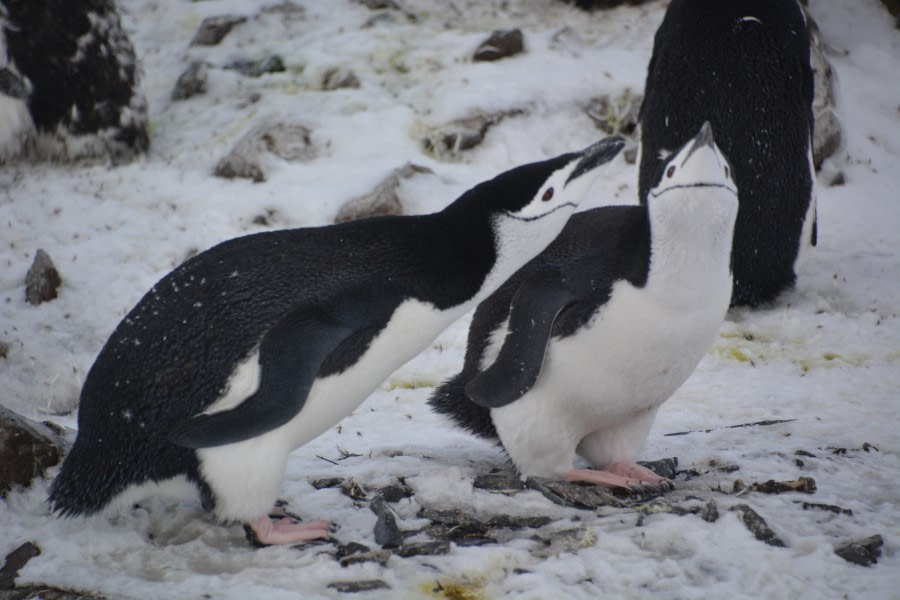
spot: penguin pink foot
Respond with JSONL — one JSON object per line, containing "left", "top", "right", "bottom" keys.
{"left": 246, "top": 515, "right": 331, "bottom": 546}
{"left": 561, "top": 462, "right": 673, "bottom": 494}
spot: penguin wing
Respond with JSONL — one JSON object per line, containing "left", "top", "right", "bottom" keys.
{"left": 170, "top": 307, "right": 356, "bottom": 448}
{"left": 465, "top": 269, "right": 578, "bottom": 408}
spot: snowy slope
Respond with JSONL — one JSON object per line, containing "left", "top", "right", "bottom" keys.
{"left": 1, "top": 0, "right": 898, "bottom": 598}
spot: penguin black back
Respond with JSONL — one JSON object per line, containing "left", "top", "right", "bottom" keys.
{"left": 638, "top": 0, "right": 815, "bottom": 307}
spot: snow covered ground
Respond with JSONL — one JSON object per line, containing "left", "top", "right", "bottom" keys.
{"left": 1, "top": 0, "right": 898, "bottom": 598}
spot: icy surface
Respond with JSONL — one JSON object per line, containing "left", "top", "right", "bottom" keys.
{"left": 1, "top": 0, "right": 898, "bottom": 598}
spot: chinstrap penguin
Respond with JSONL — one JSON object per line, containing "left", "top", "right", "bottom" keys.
{"left": 48, "top": 136, "right": 625, "bottom": 546}
{"left": 429, "top": 123, "right": 737, "bottom": 491}
{"left": 637, "top": 0, "right": 816, "bottom": 307}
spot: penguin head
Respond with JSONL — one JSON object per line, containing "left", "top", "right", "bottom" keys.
{"left": 648, "top": 122, "right": 738, "bottom": 201}
{"left": 493, "top": 135, "right": 625, "bottom": 222}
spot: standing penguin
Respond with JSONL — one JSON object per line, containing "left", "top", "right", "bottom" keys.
{"left": 638, "top": 0, "right": 816, "bottom": 307}
{"left": 48, "top": 136, "right": 625, "bottom": 545}
{"left": 429, "top": 123, "right": 737, "bottom": 490}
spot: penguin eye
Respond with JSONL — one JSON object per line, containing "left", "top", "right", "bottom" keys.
{"left": 666, "top": 165, "right": 676, "bottom": 178}
{"left": 542, "top": 187, "right": 554, "bottom": 202}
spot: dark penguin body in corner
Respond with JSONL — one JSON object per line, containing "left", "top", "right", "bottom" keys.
{"left": 430, "top": 123, "right": 738, "bottom": 490}
{"left": 49, "top": 136, "right": 624, "bottom": 545}
{"left": 638, "top": 0, "right": 816, "bottom": 307}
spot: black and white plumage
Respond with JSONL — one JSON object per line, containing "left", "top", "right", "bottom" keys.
{"left": 637, "top": 0, "right": 816, "bottom": 307}
{"left": 0, "top": 0, "right": 148, "bottom": 163}
{"left": 48, "top": 136, "right": 624, "bottom": 545}
{"left": 430, "top": 123, "right": 737, "bottom": 491}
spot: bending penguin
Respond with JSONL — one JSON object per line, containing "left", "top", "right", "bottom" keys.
{"left": 429, "top": 123, "right": 737, "bottom": 491}
{"left": 49, "top": 136, "right": 625, "bottom": 546}
{"left": 638, "top": 0, "right": 816, "bottom": 307}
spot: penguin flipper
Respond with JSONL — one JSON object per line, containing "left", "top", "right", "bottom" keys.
{"left": 170, "top": 307, "right": 355, "bottom": 448}
{"left": 465, "top": 269, "right": 577, "bottom": 408}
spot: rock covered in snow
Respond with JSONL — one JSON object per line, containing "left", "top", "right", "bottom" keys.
{"left": 171, "top": 61, "right": 209, "bottom": 101}
{"left": 189, "top": 15, "right": 247, "bottom": 47}
{"left": 334, "top": 163, "right": 433, "bottom": 223}
{"left": 0, "top": 0, "right": 149, "bottom": 164}
{"left": 214, "top": 122, "right": 314, "bottom": 182}
{"left": 473, "top": 29, "right": 525, "bottom": 62}
{"left": 25, "top": 249, "right": 61, "bottom": 305}
{"left": 0, "top": 405, "right": 67, "bottom": 497}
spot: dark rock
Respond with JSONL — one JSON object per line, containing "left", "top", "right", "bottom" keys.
{"left": 334, "top": 163, "right": 432, "bottom": 224}
{"left": 25, "top": 249, "right": 62, "bottom": 305}
{"left": 373, "top": 509, "right": 404, "bottom": 549}
{"left": 824, "top": 170, "right": 845, "bottom": 187}
{"left": 473, "top": 472, "right": 525, "bottom": 494}
{"left": 473, "top": 29, "right": 525, "bottom": 62}
{"left": 172, "top": 61, "right": 208, "bottom": 101}
{"left": 422, "top": 523, "right": 496, "bottom": 546}
{"left": 378, "top": 481, "right": 413, "bottom": 503}
{"left": 700, "top": 499, "right": 719, "bottom": 523}
{"left": 525, "top": 477, "right": 625, "bottom": 510}
{"left": 422, "top": 110, "right": 523, "bottom": 158}
{"left": 0, "top": 542, "right": 40, "bottom": 589}
{"left": 834, "top": 534, "right": 883, "bottom": 567}
{"left": 327, "top": 580, "right": 390, "bottom": 593}
{"left": 335, "top": 542, "right": 371, "bottom": 558}
{"left": 190, "top": 15, "right": 247, "bottom": 46}
{"left": 214, "top": 122, "right": 314, "bottom": 183}
{"left": 310, "top": 477, "right": 343, "bottom": 490}
{"left": 486, "top": 514, "right": 552, "bottom": 530}
{"left": 0, "top": 341, "right": 8, "bottom": 359}
{"left": 801, "top": 502, "right": 852, "bottom": 516}
{"left": 417, "top": 508, "right": 483, "bottom": 529}
{"left": 339, "top": 549, "right": 391, "bottom": 567}
{"left": 393, "top": 541, "right": 451, "bottom": 558}
{"left": 226, "top": 55, "right": 286, "bottom": 78}
{"left": 0, "top": 405, "right": 66, "bottom": 497}
{"left": 359, "top": 0, "right": 400, "bottom": 9}
{"left": 637, "top": 457, "right": 678, "bottom": 480}
{"left": 323, "top": 68, "right": 361, "bottom": 91}
{"left": 731, "top": 504, "right": 786, "bottom": 547}
{"left": 749, "top": 477, "right": 816, "bottom": 494}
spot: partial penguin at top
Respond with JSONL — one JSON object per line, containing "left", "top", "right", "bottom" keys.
{"left": 429, "top": 123, "right": 738, "bottom": 492}
{"left": 638, "top": 0, "right": 816, "bottom": 307}
{"left": 48, "top": 136, "right": 624, "bottom": 546}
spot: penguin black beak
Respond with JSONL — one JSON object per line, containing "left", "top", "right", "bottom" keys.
{"left": 566, "top": 136, "right": 625, "bottom": 184}
{"left": 681, "top": 121, "right": 716, "bottom": 165}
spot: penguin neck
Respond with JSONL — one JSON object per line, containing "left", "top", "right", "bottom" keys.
{"left": 646, "top": 190, "right": 737, "bottom": 295}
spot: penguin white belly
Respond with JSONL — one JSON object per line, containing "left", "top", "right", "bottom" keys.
{"left": 198, "top": 299, "right": 456, "bottom": 522}
{"left": 491, "top": 279, "right": 728, "bottom": 478}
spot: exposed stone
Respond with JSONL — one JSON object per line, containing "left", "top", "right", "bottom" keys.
{"left": 341, "top": 478, "right": 368, "bottom": 501}
{"left": 473, "top": 471, "right": 525, "bottom": 494}
{"left": 25, "top": 249, "right": 62, "bottom": 305}
{"left": 807, "top": 12, "right": 842, "bottom": 169}
{"left": 0, "top": 342, "right": 9, "bottom": 359}
{"left": 214, "top": 122, "right": 314, "bottom": 183}
{"left": 370, "top": 495, "right": 404, "bottom": 548}
{"left": 485, "top": 514, "right": 552, "bottom": 530}
{"left": 637, "top": 457, "right": 678, "bottom": 480}
{"left": 172, "top": 61, "right": 208, "bottom": 101}
{"left": 834, "top": 534, "right": 883, "bottom": 567}
{"left": 334, "top": 163, "right": 433, "bottom": 224}
{"left": 359, "top": 0, "right": 400, "bottom": 9}
{"left": 749, "top": 477, "right": 816, "bottom": 494}
{"left": 225, "top": 55, "right": 286, "bottom": 78}
{"left": 801, "top": 502, "right": 852, "bottom": 516}
{"left": 731, "top": 504, "right": 786, "bottom": 548}
{"left": 422, "top": 110, "right": 523, "bottom": 159}
{"left": 323, "top": 68, "right": 361, "bottom": 91}
{"left": 0, "top": 542, "right": 40, "bottom": 589}
{"left": 327, "top": 580, "right": 390, "bottom": 593}
{"left": 378, "top": 481, "right": 413, "bottom": 503}
{"left": 393, "top": 541, "right": 451, "bottom": 558}
{"left": 190, "top": 15, "right": 247, "bottom": 46}
{"left": 473, "top": 29, "right": 525, "bottom": 62}
{"left": 310, "top": 477, "right": 343, "bottom": 490}
{"left": 422, "top": 523, "right": 496, "bottom": 547}
{"left": 0, "top": 405, "right": 67, "bottom": 497}
{"left": 525, "top": 477, "right": 626, "bottom": 510}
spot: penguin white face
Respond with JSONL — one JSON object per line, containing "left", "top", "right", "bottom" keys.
{"left": 503, "top": 136, "right": 625, "bottom": 222}
{"left": 649, "top": 122, "right": 737, "bottom": 200}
